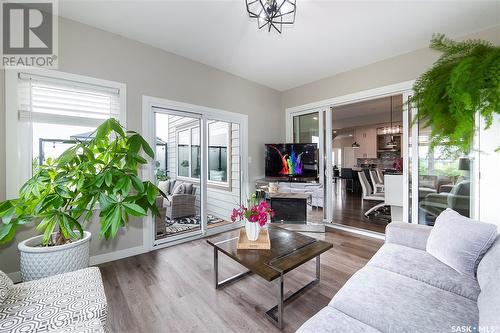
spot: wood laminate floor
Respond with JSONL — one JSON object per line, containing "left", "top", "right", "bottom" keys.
{"left": 308, "top": 180, "right": 389, "bottom": 234}
{"left": 98, "top": 229, "right": 383, "bottom": 333}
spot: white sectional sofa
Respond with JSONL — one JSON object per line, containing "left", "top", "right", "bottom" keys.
{"left": 298, "top": 222, "right": 500, "bottom": 333}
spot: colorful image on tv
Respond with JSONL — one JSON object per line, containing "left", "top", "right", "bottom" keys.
{"left": 265, "top": 143, "right": 318, "bottom": 178}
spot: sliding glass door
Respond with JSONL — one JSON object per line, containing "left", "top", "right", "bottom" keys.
{"left": 205, "top": 119, "right": 242, "bottom": 233}
{"left": 409, "top": 107, "right": 473, "bottom": 225}
{"left": 293, "top": 112, "right": 320, "bottom": 144}
{"left": 412, "top": 111, "right": 474, "bottom": 225}
{"left": 290, "top": 109, "right": 332, "bottom": 224}
{"left": 153, "top": 108, "right": 204, "bottom": 241}
{"left": 145, "top": 100, "right": 246, "bottom": 247}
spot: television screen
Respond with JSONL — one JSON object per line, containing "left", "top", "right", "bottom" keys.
{"left": 265, "top": 143, "right": 318, "bottom": 178}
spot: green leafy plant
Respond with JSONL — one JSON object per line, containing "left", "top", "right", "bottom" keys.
{"left": 0, "top": 119, "right": 163, "bottom": 246}
{"left": 412, "top": 34, "right": 500, "bottom": 153}
{"left": 155, "top": 161, "right": 169, "bottom": 181}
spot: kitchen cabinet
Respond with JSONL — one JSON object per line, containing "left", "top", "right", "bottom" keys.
{"left": 354, "top": 127, "right": 377, "bottom": 158}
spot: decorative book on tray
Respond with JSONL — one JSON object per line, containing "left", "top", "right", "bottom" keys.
{"left": 237, "top": 228, "right": 271, "bottom": 250}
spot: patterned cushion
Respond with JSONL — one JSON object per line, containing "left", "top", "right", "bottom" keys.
{"left": 50, "top": 319, "right": 105, "bottom": 333}
{"left": 0, "top": 267, "right": 107, "bottom": 333}
{"left": 157, "top": 180, "right": 171, "bottom": 196}
{"left": 0, "top": 271, "right": 14, "bottom": 304}
{"left": 172, "top": 183, "right": 185, "bottom": 194}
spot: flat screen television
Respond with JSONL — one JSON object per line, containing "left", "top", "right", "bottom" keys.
{"left": 265, "top": 143, "right": 318, "bottom": 179}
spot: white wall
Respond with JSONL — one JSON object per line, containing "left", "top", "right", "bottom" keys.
{"left": 0, "top": 17, "right": 283, "bottom": 275}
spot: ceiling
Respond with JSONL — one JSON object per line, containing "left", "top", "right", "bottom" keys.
{"left": 333, "top": 96, "right": 397, "bottom": 120}
{"left": 58, "top": 0, "right": 500, "bottom": 91}
{"left": 295, "top": 95, "right": 402, "bottom": 133}
{"left": 332, "top": 94, "right": 403, "bottom": 130}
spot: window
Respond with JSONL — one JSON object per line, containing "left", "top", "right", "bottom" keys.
{"left": 176, "top": 124, "right": 201, "bottom": 180}
{"left": 175, "top": 121, "right": 231, "bottom": 186}
{"left": 6, "top": 70, "right": 126, "bottom": 196}
{"left": 208, "top": 121, "right": 230, "bottom": 184}
{"left": 154, "top": 113, "right": 169, "bottom": 181}
{"left": 191, "top": 127, "right": 201, "bottom": 178}
{"left": 293, "top": 112, "right": 319, "bottom": 143}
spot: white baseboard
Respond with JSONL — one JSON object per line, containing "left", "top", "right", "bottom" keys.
{"left": 89, "top": 245, "right": 147, "bottom": 266}
{"left": 7, "top": 245, "right": 147, "bottom": 283}
{"left": 326, "top": 223, "right": 385, "bottom": 240}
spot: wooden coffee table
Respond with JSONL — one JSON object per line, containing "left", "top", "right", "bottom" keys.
{"left": 206, "top": 227, "right": 333, "bottom": 329}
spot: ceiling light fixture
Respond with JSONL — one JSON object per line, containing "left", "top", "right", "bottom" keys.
{"left": 386, "top": 96, "right": 397, "bottom": 148}
{"left": 380, "top": 96, "right": 402, "bottom": 136}
{"left": 245, "top": 0, "right": 296, "bottom": 33}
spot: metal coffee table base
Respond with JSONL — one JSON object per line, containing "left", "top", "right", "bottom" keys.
{"left": 213, "top": 247, "right": 321, "bottom": 329}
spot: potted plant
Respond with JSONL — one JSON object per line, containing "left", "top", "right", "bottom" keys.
{"left": 412, "top": 34, "right": 499, "bottom": 153}
{"left": 230, "top": 195, "right": 275, "bottom": 241}
{"left": 0, "top": 119, "right": 161, "bottom": 281}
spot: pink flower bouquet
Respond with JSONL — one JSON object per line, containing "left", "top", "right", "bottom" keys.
{"left": 231, "top": 199, "right": 275, "bottom": 227}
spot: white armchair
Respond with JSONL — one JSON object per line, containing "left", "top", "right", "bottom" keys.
{"left": 358, "top": 171, "right": 385, "bottom": 217}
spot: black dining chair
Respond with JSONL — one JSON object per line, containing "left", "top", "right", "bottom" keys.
{"left": 340, "top": 168, "right": 354, "bottom": 192}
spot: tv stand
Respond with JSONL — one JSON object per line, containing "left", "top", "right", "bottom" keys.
{"left": 258, "top": 177, "right": 319, "bottom": 183}
{"left": 255, "top": 178, "right": 323, "bottom": 209}
{"left": 268, "top": 192, "right": 309, "bottom": 223}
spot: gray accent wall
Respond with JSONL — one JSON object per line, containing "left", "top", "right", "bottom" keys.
{"left": 0, "top": 18, "right": 284, "bottom": 275}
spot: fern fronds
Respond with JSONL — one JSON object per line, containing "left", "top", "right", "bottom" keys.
{"left": 412, "top": 34, "right": 500, "bottom": 153}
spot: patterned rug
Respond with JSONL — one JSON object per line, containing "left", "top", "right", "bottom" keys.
{"left": 163, "top": 215, "right": 225, "bottom": 236}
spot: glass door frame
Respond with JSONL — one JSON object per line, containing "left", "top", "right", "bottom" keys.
{"left": 407, "top": 102, "right": 480, "bottom": 224}
{"left": 286, "top": 108, "right": 333, "bottom": 223}
{"left": 142, "top": 96, "right": 249, "bottom": 250}
{"left": 286, "top": 81, "right": 416, "bottom": 233}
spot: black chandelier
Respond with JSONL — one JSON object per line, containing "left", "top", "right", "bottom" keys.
{"left": 245, "top": 0, "right": 297, "bottom": 33}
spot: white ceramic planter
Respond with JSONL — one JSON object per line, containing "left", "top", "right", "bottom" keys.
{"left": 245, "top": 222, "right": 260, "bottom": 241}
{"left": 18, "top": 231, "right": 91, "bottom": 281}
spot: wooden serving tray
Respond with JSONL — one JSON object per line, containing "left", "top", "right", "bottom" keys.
{"left": 237, "top": 228, "right": 271, "bottom": 250}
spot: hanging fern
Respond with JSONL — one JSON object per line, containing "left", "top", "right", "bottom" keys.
{"left": 412, "top": 34, "right": 500, "bottom": 153}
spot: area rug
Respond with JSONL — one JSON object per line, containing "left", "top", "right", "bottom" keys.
{"left": 163, "top": 215, "right": 225, "bottom": 236}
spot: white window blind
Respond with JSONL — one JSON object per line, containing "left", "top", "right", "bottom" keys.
{"left": 17, "top": 73, "right": 121, "bottom": 126}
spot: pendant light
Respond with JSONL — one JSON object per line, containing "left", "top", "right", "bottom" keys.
{"left": 352, "top": 141, "right": 360, "bottom": 149}
{"left": 386, "top": 96, "right": 397, "bottom": 148}
{"left": 246, "top": 0, "right": 297, "bottom": 34}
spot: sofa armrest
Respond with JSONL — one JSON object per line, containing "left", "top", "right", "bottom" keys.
{"left": 385, "top": 223, "right": 433, "bottom": 251}
{"left": 155, "top": 196, "right": 164, "bottom": 207}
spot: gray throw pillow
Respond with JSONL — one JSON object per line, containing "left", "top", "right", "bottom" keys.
{"left": 184, "top": 183, "right": 193, "bottom": 194}
{"left": 420, "top": 179, "right": 435, "bottom": 189}
{"left": 172, "top": 183, "right": 185, "bottom": 194}
{"left": 157, "top": 181, "right": 170, "bottom": 196}
{"left": 426, "top": 209, "right": 497, "bottom": 277}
